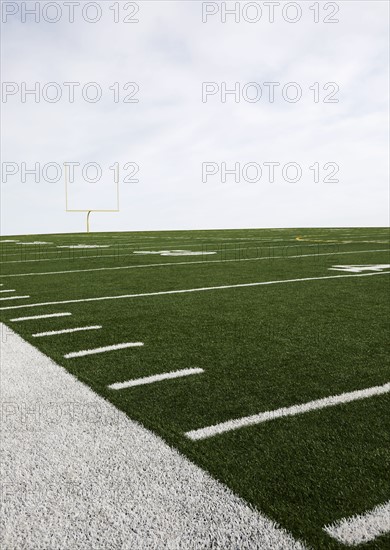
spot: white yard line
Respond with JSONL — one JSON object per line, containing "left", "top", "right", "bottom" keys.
{"left": 10, "top": 312, "right": 72, "bottom": 322}
{"left": 185, "top": 383, "right": 390, "bottom": 441}
{"left": 0, "top": 295, "right": 30, "bottom": 302}
{"left": 57, "top": 245, "right": 110, "bottom": 249}
{"left": 17, "top": 241, "right": 52, "bottom": 245}
{"left": 323, "top": 501, "right": 390, "bottom": 546}
{"left": 0, "top": 289, "right": 15, "bottom": 293}
{"left": 108, "top": 368, "right": 204, "bottom": 390}
{"left": 32, "top": 326, "right": 102, "bottom": 338}
{"left": 64, "top": 342, "right": 144, "bottom": 359}
{"left": 0, "top": 271, "right": 389, "bottom": 312}
{"left": 0, "top": 248, "right": 388, "bottom": 279}
{"left": 1, "top": 323, "right": 306, "bottom": 550}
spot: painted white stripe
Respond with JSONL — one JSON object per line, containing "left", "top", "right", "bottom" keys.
{"left": 0, "top": 248, "right": 388, "bottom": 278}
{"left": 57, "top": 245, "right": 110, "bottom": 249}
{"left": 133, "top": 250, "right": 217, "bottom": 256}
{"left": 108, "top": 368, "right": 204, "bottom": 390}
{"left": 1, "top": 323, "right": 305, "bottom": 550}
{"left": 64, "top": 342, "right": 144, "bottom": 359}
{"left": 0, "top": 271, "right": 389, "bottom": 312}
{"left": 0, "top": 289, "right": 15, "bottom": 293}
{"left": 17, "top": 241, "right": 52, "bottom": 245}
{"left": 32, "top": 325, "right": 102, "bottom": 338}
{"left": 10, "top": 312, "right": 72, "bottom": 322}
{"left": 329, "top": 264, "right": 390, "bottom": 273}
{"left": 324, "top": 501, "right": 390, "bottom": 546}
{"left": 0, "top": 295, "right": 30, "bottom": 301}
{"left": 185, "top": 382, "right": 390, "bottom": 441}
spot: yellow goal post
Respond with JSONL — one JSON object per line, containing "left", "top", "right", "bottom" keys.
{"left": 64, "top": 163, "right": 120, "bottom": 233}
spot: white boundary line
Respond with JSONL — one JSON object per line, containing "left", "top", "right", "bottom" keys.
{"left": 32, "top": 325, "right": 102, "bottom": 338}
{"left": 0, "top": 289, "right": 15, "bottom": 293}
{"left": 10, "top": 312, "right": 72, "bottom": 322}
{"left": 185, "top": 382, "right": 390, "bottom": 441}
{"left": 64, "top": 342, "right": 144, "bottom": 359}
{"left": 108, "top": 368, "right": 204, "bottom": 390}
{"left": 1, "top": 323, "right": 306, "bottom": 549}
{"left": 0, "top": 295, "right": 30, "bottom": 301}
{"left": 0, "top": 271, "right": 389, "bottom": 311}
{"left": 0, "top": 248, "right": 388, "bottom": 278}
{"left": 323, "top": 501, "right": 390, "bottom": 546}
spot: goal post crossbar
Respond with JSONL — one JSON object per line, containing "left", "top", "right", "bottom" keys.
{"left": 64, "top": 164, "right": 120, "bottom": 232}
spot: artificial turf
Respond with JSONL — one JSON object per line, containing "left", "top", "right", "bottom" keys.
{"left": 1, "top": 227, "right": 389, "bottom": 549}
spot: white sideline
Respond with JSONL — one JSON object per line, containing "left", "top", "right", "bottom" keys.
{"left": 10, "top": 312, "right": 72, "bottom": 322}
{"left": 0, "top": 271, "right": 389, "bottom": 312}
{"left": 32, "top": 325, "right": 102, "bottom": 338}
{"left": 185, "top": 383, "right": 390, "bottom": 441}
{"left": 0, "top": 295, "right": 30, "bottom": 301}
{"left": 0, "top": 324, "right": 306, "bottom": 550}
{"left": 0, "top": 289, "right": 15, "bottom": 293}
{"left": 64, "top": 342, "right": 144, "bottom": 359}
{"left": 323, "top": 501, "right": 390, "bottom": 546}
{"left": 0, "top": 248, "right": 388, "bottom": 278}
{"left": 108, "top": 368, "right": 204, "bottom": 390}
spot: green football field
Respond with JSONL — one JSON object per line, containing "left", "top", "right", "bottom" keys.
{"left": 1, "top": 227, "right": 389, "bottom": 549}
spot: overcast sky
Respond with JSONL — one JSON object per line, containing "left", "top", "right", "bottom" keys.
{"left": 1, "top": 1, "right": 389, "bottom": 236}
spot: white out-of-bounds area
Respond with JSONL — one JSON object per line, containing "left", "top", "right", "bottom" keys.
{"left": 0, "top": 323, "right": 305, "bottom": 550}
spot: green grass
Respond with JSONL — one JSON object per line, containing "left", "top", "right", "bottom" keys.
{"left": 1, "top": 227, "right": 389, "bottom": 549}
